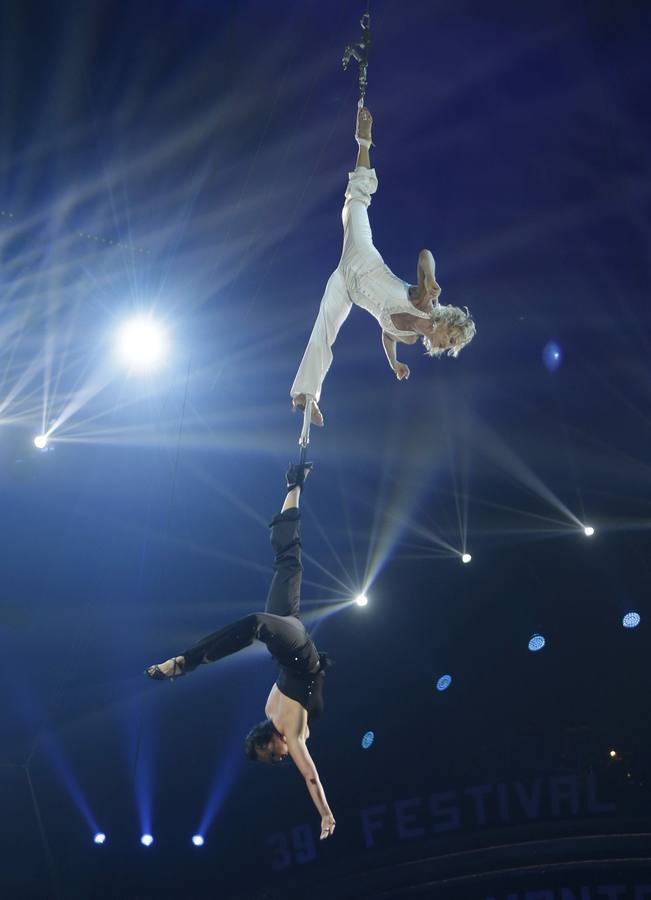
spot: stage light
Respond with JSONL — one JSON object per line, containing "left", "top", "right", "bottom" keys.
{"left": 542, "top": 341, "right": 563, "bottom": 372}
{"left": 355, "top": 594, "right": 368, "bottom": 607}
{"left": 361, "top": 731, "right": 374, "bottom": 750}
{"left": 528, "top": 633, "right": 545, "bottom": 652}
{"left": 609, "top": 749, "right": 617, "bottom": 758}
{"left": 623, "top": 611, "right": 640, "bottom": 629}
{"left": 93, "top": 832, "right": 106, "bottom": 845}
{"left": 461, "top": 553, "right": 472, "bottom": 564}
{"left": 140, "top": 834, "right": 154, "bottom": 847}
{"left": 583, "top": 525, "right": 595, "bottom": 537}
{"left": 436, "top": 674, "right": 452, "bottom": 692}
{"left": 117, "top": 316, "right": 167, "bottom": 371}
{"left": 191, "top": 835, "right": 204, "bottom": 847}
{"left": 34, "top": 434, "right": 48, "bottom": 450}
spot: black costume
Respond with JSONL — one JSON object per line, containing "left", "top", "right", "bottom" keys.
{"left": 181, "top": 508, "right": 326, "bottom": 718}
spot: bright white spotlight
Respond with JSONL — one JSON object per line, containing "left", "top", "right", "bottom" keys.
{"left": 191, "top": 835, "right": 204, "bottom": 847}
{"left": 355, "top": 594, "right": 368, "bottom": 607}
{"left": 117, "top": 316, "right": 167, "bottom": 371}
{"left": 623, "top": 611, "right": 640, "bottom": 629}
{"left": 583, "top": 526, "right": 595, "bottom": 537}
{"left": 93, "top": 832, "right": 106, "bottom": 845}
{"left": 461, "top": 553, "right": 472, "bottom": 564}
{"left": 34, "top": 434, "right": 48, "bottom": 450}
{"left": 140, "top": 834, "right": 154, "bottom": 847}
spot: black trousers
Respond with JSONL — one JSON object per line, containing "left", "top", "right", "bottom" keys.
{"left": 181, "top": 509, "right": 313, "bottom": 672}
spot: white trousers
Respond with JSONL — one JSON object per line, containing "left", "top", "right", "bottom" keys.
{"left": 290, "top": 167, "right": 381, "bottom": 402}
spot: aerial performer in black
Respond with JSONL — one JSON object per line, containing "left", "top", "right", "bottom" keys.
{"left": 145, "top": 463, "right": 336, "bottom": 840}
{"left": 291, "top": 104, "right": 476, "bottom": 428}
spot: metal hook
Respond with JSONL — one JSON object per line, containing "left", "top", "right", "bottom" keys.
{"left": 342, "top": 8, "right": 371, "bottom": 104}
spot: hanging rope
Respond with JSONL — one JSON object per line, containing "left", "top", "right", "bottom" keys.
{"left": 342, "top": 2, "right": 371, "bottom": 107}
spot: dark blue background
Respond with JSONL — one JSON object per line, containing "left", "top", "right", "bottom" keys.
{"left": 0, "top": 1, "right": 649, "bottom": 897}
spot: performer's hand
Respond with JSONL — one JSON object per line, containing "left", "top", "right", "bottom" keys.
{"left": 320, "top": 812, "right": 336, "bottom": 840}
{"left": 394, "top": 363, "right": 410, "bottom": 381}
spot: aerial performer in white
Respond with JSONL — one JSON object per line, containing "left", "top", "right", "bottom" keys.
{"left": 291, "top": 105, "right": 476, "bottom": 427}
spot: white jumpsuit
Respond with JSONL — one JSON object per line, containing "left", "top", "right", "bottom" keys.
{"left": 290, "top": 166, "right": 431, "bottom": 403}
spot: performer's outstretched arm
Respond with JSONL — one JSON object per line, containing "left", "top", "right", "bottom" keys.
{"left": 285, "top": 734, "right": 335, "bottom": 840}
{"left": 382, "top": 332, "right": 411, "bottom": 381}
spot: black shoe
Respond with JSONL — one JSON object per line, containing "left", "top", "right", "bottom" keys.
{"left": 286, "top": 462, "right": 313, "bottom": 491}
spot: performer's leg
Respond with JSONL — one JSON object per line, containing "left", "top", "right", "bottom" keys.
{"left": 264, "top": 508, "right": 302, "bottom": 618}
{"left": 146, "top": 475, "right": 311, "bottom": 681}
{"left": 354, "top": 106, "right": 373, "bottom": 170}
{"left": 180, "top": 610, "right": 309, "bottom": 673}
{"left": 290, "top": 267, "right": 351, "bottom": 406}
{"left": 340, "top": 107, "right": 382, "bottom": 274}
{"left": 290, "top": 110, "right": 376, "bottom": 412}
{"left": 340, "top": 167, "right": 383, "bottom": 274}
{"left": 181, "top": 614, "right": 260, "bottom": 671}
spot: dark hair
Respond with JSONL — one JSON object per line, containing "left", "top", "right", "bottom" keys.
{"left": 244, "top": 718, "right": 277, "bottom": 762}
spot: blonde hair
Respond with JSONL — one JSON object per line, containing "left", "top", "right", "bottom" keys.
{"left": 422, "top": 304, "right": 476, "bottom": 358}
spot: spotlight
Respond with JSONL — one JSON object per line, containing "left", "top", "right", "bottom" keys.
{"left": 623, "top": 611, "right": 640, "bottom": 629}
{"left": 191, "top": 835, "right": 204, "bottom": 847}
{"left": 542, "top": 341, "right": 563, "bottom": 373}
{"left": 117, "top": 316, "right": 167, "bottom": 371}
{"left": 528, "top": 633, "right": 545, "bottom": 652}
{"left": 583, "top": 526, "right": 595, "bottom": 537}
{"left": 93, "top": 833, "right": 106, "bottom": 845}
{"left": 461, "top": 553, "right": 472, "bottom": 564}
{"left": 355, "top": 594, "right": 368, "bottom": 607}
{"left": 609, "top": 749, "right": 617, "bottom": 759}
{"left": 140, "top": 834, "right": 154, "bottom": 847}
{"left": 436, "top": 674, "right": 452, "bottom": 692}
{"left": 361, "top": 731, "right": 375, "bottom": 750}
{"left": 34, "top": 434, "right": 48, "bottom": 450}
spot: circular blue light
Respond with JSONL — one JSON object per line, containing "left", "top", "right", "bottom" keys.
{"left": 140, "top": 834, "right": 154, "bottom": 847}
{"left": 528, "top": 633, "right": 545, "bottom": 652}
{"left": 542, "top": 341, "right": 563, "bottom": 373}
{"left": 93, "top": 833, "right": 106, "bottom": 845}
{"left": 361, "top": 731, "right": 375, "bottom": 750}
{"left": 192, "top": 835, "right": 204, "bottom": 847}
{"left": 436, "top": 674, "right": 452, "bottom": 691}
{"left": 623, "top": 612, "right": 640, "bottom": 629}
